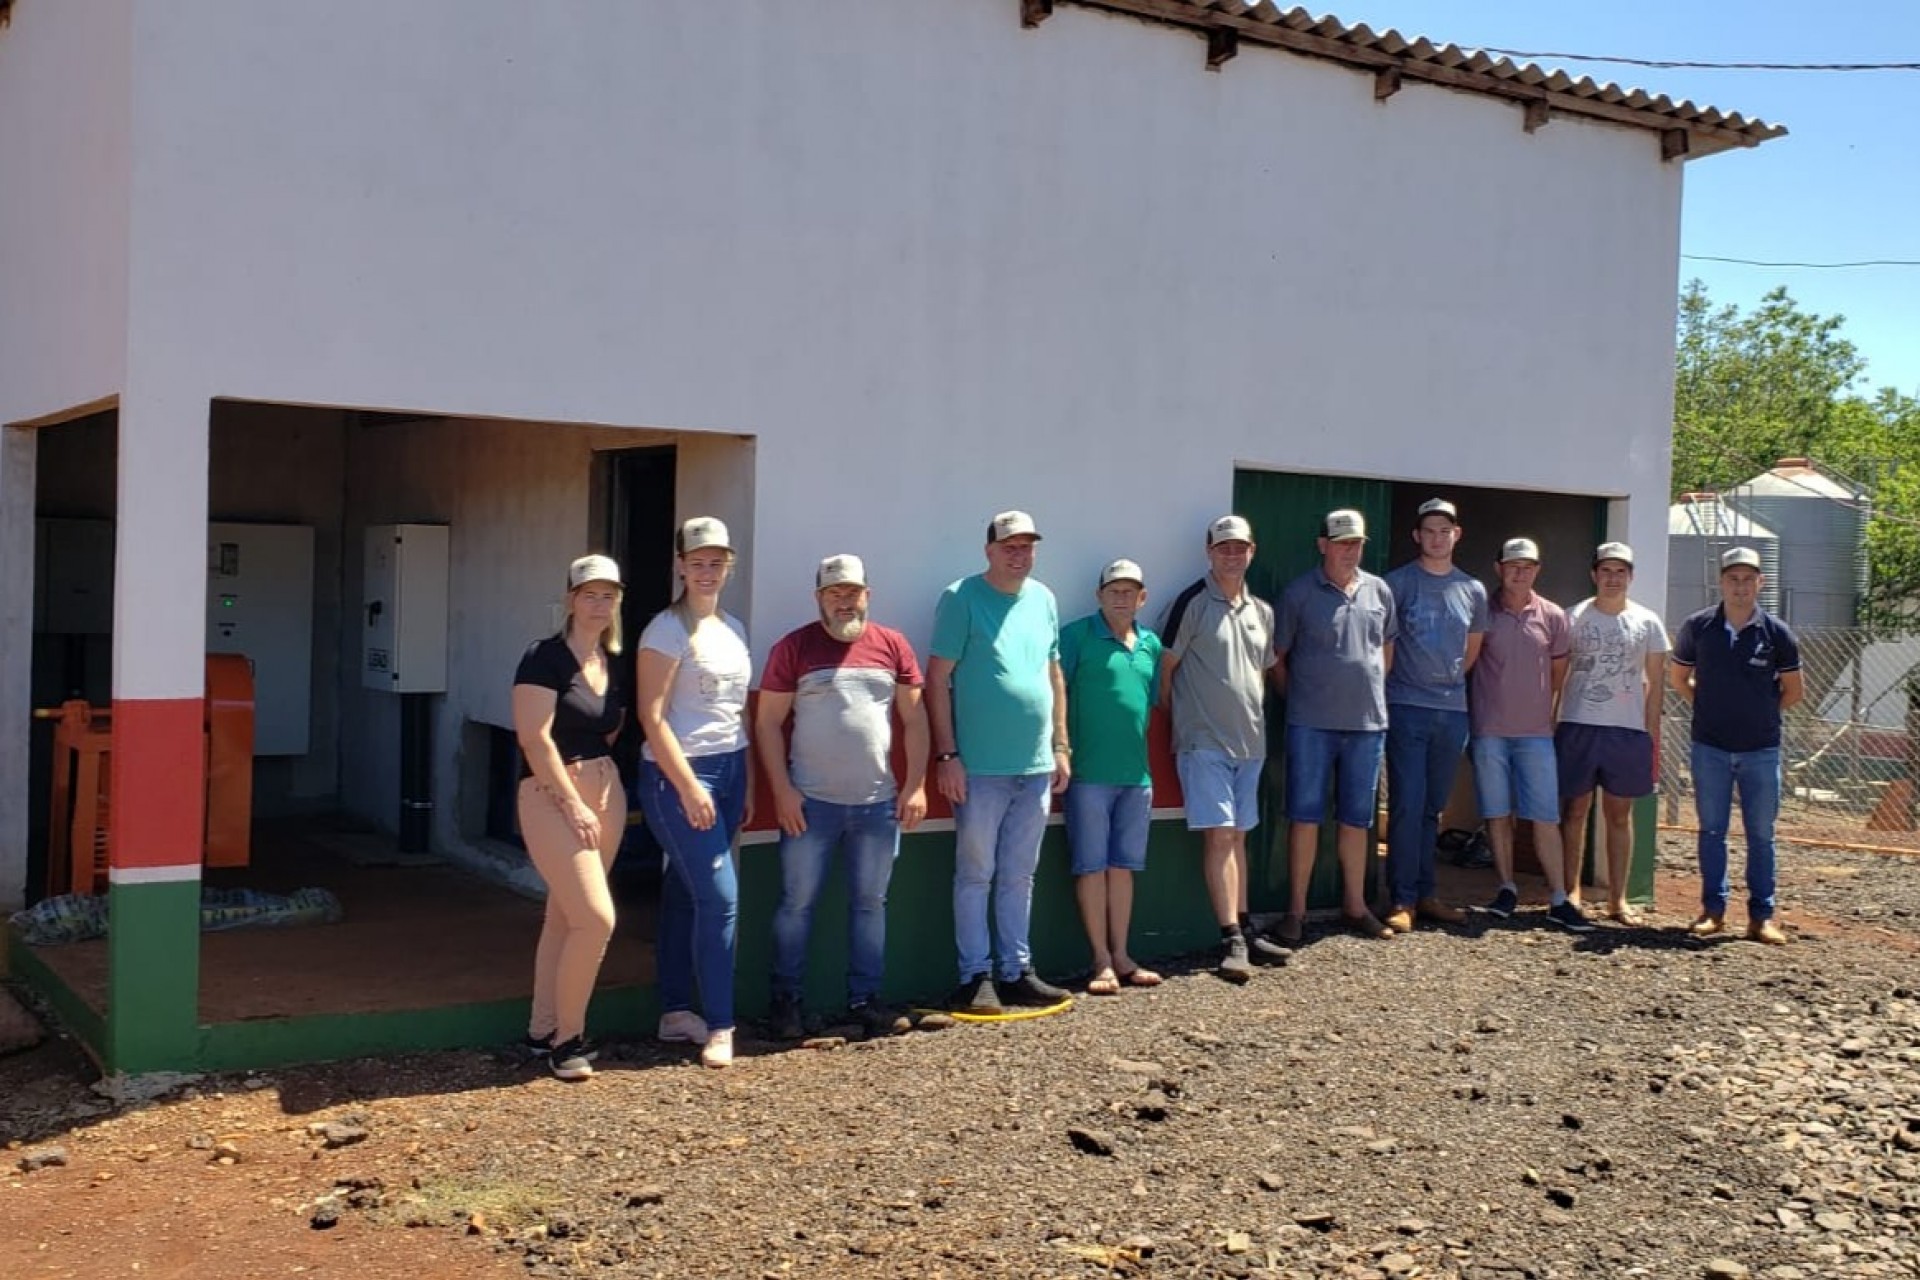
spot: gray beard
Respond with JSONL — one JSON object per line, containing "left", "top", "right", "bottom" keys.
{"left": 822, "top": 615, "right": 867, "bottom": 643}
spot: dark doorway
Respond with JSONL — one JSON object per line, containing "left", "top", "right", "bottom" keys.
{"left": 599, "top": 445, "right": 677, "bottom": 888}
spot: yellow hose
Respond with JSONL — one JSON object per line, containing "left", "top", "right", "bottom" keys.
{"left": 913, "top": 998, "right": 1074, "bottom": 1023}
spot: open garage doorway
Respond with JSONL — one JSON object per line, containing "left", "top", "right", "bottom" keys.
{"left": 13, "top": 396, "right": 758, "bottom": 1071}
{"left": 1231, "top": 468, "right": 1609, "bottom": 914}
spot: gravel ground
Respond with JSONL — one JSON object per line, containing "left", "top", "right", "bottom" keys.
{"left": 6, "top": 834, "right": 1920, "bottom": 1280}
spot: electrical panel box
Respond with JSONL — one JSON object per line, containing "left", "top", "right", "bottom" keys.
{"left": 207, "top": 522, "right": 316, "bottom": 756}
{"left": 363, "top": 523, "right": 450, "bottom": 693}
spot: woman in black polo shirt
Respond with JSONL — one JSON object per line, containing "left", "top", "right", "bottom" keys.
{"left": 511, "top": 554, "right": 630, "bottom": 1080}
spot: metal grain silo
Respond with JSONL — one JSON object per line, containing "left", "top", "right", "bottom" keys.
{"left": 1666, "top": 493, "right": 1779, "bottom": 625}
{"left": 1721, "top": 459, "right": 1869, "bottom": 629}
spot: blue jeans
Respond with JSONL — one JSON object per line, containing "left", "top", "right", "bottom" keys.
{"left": 1690, "top": 742, "right": 1781, "bottom": 920}
{"left": 639, "top": 750, "right": 747, "bottom": 1031}
{"left": 952, "top": 772, "right": 1051, "bottom": 982}
{"left": 1385, "top": 706, "right": 1470, "bottom": 908}
{"left": 1065, "top": 783, "right": 1152, "bottom": 875}
{"left": 771, "top": 797, "right": 900, "bottom": 1005}
{"left": 1284, "top": 725, "right": 1385, "bottom": 827}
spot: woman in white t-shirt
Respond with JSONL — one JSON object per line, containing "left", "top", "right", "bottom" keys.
{"left": 635, "top": 516, "right": 753, "bottom": 1068}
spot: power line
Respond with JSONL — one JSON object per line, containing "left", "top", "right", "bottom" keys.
{"left": 1482, "top": 48, "right": 1920, "bottom": 73}
{"left": 1684, "top": 254, "right": 1920, "bottom": 270}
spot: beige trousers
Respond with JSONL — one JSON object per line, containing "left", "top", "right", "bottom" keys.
{"left": 520, "top": 755, "right": 626, "bottom": 1044}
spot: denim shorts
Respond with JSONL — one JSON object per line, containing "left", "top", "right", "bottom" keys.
{"left": 1469, "top": 735, "right": 1560, "bottom": 824}
{"left": 1284, "top": 724, "right": 1384, "bottom": 828}
{"left": 1065, "top": 783, "right": 1152, "bottom": 874}
{"left": 1554, "top": 721, "right": 1655, "bottom": 800}
{"left": 1178, "top": 750, "right": 1263, "bottom": 832}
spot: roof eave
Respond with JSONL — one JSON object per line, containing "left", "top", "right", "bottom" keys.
{"left": 1053, "top": 0, "right": 1787, "bottom": 159}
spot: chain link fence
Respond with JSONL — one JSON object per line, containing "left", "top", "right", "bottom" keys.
{"left": 1660, "top": 625, "right": 1920, "bottom": 854}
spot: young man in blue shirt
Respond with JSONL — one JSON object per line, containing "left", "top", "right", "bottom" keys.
{"left": 1667, "top": 546, "right": 1804, "bottom": 944}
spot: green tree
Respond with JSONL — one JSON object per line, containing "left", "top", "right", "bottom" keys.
{"left": 1673, "top": 283, "right": 1920, "bottom": 628}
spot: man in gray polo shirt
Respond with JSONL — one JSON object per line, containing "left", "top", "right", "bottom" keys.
{"left": 1160, "top": 514, "right": 1289, "bottom": 982}
{"left": 1274, "top": 508, "right": 1398, "bottom": 941}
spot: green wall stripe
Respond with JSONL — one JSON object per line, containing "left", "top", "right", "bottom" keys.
{"left": 107, "top": 879, "right": 202, "bottom": 1075}
{"left": 6, "top": 926, "right": 107, "bottom": 1062}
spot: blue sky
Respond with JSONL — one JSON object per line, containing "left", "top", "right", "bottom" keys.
{"left": 1342, "top": 0, "right": 1920, "bottom": 398}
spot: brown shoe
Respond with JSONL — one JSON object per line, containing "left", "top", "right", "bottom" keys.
{"left": 1746, "top": 918, "right": 1789, "bottom": 946}
{"left": 1344, "top": 911, "right": 1394, "bottom": 940}
{"left": 1382, "top": 906, "right": 1415, "bottom": 934}
{"left": 1416, "top": 897, "right": 1466, "bottom": 925}
{"left": 1687, "top": 913, "right": 1726, "bottom": 938}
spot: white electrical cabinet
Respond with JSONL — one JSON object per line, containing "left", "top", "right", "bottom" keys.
{"left": 206, "top": 522, "right": 316, "bottom": 756}
{"left": 363, "top": 523, "right": 450, "bottom": 693}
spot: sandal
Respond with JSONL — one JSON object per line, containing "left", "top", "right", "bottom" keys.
{"left": 1086, "top": 968, "right": 1121, "bottom": 996}
{"left": 1606, "top": 905, "right": 1643, "bottom": 926}
{"left": 1343, "top": 911, "right": 1394, "bottom": 940}
{"left": 1115, "top": 966, "right": 1162, "bottom": 988}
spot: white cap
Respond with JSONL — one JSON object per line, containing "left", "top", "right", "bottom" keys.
{"left": 1499, "top": 538, "right": 1540, "bottom": 564}
{"left": 1416, "top": 497, "right": 1459, "bottom": 524}
{"left": 1207, "top": 515, "right": 1254, "bottom": 546}
{"left": 816, "top": 553, "right": 868, "bottom": 590}
{"left": 1322, "top": 509, "right": 1368, "bottom": 542}
{"left": 568, "top": 553, "right": 622, "bottom": 589}
{"left": 677, "top": 516, "right": 732, "bottom": 555}
{"left": 987, "top": 510, "right": 1042, "bottom": 543}
{"left": 1099, "top": 558, "right": 1146, "bottom": 588}
{"left": 1720, "top": 546, "right": 1762, "bottom": 572}
{"left": 1593, "top": 541, "right": 1635, "bottom": 567}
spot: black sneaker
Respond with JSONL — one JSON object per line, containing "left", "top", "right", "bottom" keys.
{"left": 849, "top": 1000, "right": 910, "bottom": 1039}
{"left": 950, "top": 973, "right": 1003, "bottom": 1014}
{"left": 1546, "top": 900, "right": 1595, "bottom": 933}
{"left": 548, "top": 1037, "right": 596, "bottom": 1081}
{"left": 519, "top": 1032, "right": 554, "bottom": 1059}
{"left": 995, "top": 969, "right": 1069, "bottom": 1008}
{"left": 1483, "top": 887, "right": 1519, "bottom": 919}
{"left": 1247, "top": 930, "right": 1293, "bottom": 965}
{"left": 1216, "top": 934, "right": 1253, "bottom": 984}
{"left": 768, "top": 992, "right": 806, "bottom": 1041}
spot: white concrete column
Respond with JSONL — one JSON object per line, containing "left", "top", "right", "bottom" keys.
{"left": 0, "top": 425, "right": 37, "bottom": 909}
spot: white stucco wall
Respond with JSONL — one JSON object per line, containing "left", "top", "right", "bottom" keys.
{"left": 113, "top": 0, "right": 1681, "bottom": 659}
{"left": 0, "top": 0, "right": 132, "bottom": 906}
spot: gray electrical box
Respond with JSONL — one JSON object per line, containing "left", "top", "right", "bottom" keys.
{"left": 207, "top": 522, "right": 316, "bottom": 755}
{"left": 363, "top": 523, "right": 450, "bottom": 693}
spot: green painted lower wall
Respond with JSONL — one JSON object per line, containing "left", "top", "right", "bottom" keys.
{"left": 6, "top": 926, "right": 106, "bottom": 1059}
{"left": 106, "top": 879, "right": 203, "bottom": 1075}
{"left": 737, "top": 819, "right": 1220, "bottom": 1017}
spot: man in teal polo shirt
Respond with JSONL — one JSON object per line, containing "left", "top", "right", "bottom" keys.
{"left": 928, "top": 510, "right": 1074, "bottom": 1013}
{"left": 1060, "top": 559, "right": 1165, "bottom": 995}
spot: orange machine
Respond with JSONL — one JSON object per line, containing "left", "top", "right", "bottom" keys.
{"left": 37, "top": 653, "right": 255, "bottom": 896}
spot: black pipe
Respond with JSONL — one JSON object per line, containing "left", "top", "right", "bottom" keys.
{"left": 399, "top": 693, "right": 433, "bottom": 853}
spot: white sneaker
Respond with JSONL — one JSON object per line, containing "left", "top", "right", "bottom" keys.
{"left": 700, "top": 1028, "right": 734, "bottom": 1069}
{"left": 657, "top": 1010, "right": 710, "bottom": 1045}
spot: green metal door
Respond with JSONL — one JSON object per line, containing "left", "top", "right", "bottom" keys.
{"left": 1231, "top": 470, "right": 1391, "bottom": 913}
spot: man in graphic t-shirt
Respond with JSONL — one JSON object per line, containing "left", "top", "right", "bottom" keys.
{"left": 756, "top": 554, "right": 928, "bottom": 1040}
{"left": 1556, "top": 541, "right": 1669, "bottom": 925}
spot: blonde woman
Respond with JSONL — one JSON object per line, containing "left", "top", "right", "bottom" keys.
{"left": 512, "top": 554, "right": 630, "bottom": 1081}
{"left": 636, "top": 517, "right": 753, "bottom": 1068}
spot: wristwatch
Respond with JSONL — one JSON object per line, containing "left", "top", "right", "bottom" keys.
{"left": 935, "top": 751, "right": 961, "bottom": 763}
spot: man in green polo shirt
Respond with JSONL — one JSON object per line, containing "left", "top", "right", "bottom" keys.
{"left": 1060, "top": 559, "right": 1165, "bottom": 995}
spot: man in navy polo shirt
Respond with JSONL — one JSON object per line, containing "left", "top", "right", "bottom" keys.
{"left": 1667, "top": 546, "right": 1804, "bottom": 944}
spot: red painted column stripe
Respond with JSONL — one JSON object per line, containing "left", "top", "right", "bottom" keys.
{"left": 110, "top": 697, "right": 206, "bottom": 871}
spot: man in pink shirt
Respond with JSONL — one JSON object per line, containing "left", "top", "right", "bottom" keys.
{"left": 1467, "top": 539, "right": 1592, "bottom": 932}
